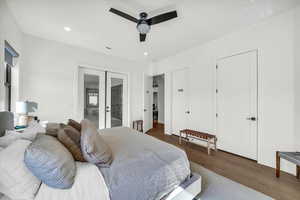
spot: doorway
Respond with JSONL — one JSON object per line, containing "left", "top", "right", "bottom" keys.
{"left": 78, "top": 67, "right": 128, "bottom": 129}
{"left": 152, "top": 75, "right": 165, "bottom": 129}
{"left": 216, "top": 50, "right": 258, "bottom": 160}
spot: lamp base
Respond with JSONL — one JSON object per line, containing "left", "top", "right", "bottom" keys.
{"left": 17, "top": 114, "right": 28, "bottom": 127}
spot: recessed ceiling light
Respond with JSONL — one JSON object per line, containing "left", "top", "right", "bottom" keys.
{"left": 144, "top": 52, "right": 148, "bottom": 56}
{"left": 64, "top": 27, "right": 71, "bottom": 32}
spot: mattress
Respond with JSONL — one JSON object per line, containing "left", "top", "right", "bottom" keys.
{"left": 99, "top": 127, "right": 191, "bottom": 200}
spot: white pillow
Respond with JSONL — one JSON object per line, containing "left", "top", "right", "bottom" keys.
{"left": 0, "top": 140, "right": 41, "bottom": 200}
{"left": 0, "top": 122, "right": 45, "bottom": 148}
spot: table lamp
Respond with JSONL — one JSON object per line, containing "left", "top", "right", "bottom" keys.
{"left": 16, "top": 101, "right": 38, "bottom": 127}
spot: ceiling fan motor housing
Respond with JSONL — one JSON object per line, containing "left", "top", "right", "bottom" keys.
{"left": 137, "top": 20, "right": 151, "bottom": 34}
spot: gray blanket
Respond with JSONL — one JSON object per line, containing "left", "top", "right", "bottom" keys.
{"left": 98, "top": 127, "right": 191, "bottom": 200}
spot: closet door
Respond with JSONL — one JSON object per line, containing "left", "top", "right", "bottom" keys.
{"left": 171, "top": 69, "right": 190, "bottom": 135}
{"left": 78, "top": 68, "right": 106, "bottom": 129}
{"left": 217, "top": 51, "right": 258, "bottom": 160}
{"left": 106, "top": 72, "right": 128, "bottom": 128}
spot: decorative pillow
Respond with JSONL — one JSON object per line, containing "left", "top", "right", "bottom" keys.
{"left": 45, "top": 123, "right": 66, "bottom": 137}
{"left": 68, "top": 119, "right": 81, "bottom": 132}
{"left": 0, "top": 140, "right": 41, "bottom": 200}
{"left": 24, "top": 135, "right": 76, "bottom": 189}
{"left": 81, "top": 120, "right": 112, "bottom": 167}
{"left": 57, "top": 126, "right": 85, "bottom": 162}
{"left": 0, "top": 122, "right": 45, "bottom": 148}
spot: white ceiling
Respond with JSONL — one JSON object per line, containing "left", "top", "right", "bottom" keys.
{"left": 6, "top": 0, "right": 300, "bottom": 61}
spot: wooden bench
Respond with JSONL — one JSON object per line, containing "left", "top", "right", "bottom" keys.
{"left": 179, "top": 129, "right": 217, "bottom": 155}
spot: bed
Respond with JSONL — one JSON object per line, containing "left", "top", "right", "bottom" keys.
{"left": 98, "top": 127, "right": 201, "bottom": 200}
{"left": 0, "top": 113, "right": 201, "bottom": 200}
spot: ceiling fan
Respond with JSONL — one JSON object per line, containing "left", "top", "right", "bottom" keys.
{"left": 109, "top": 8, "right": 178, "bottom": 42}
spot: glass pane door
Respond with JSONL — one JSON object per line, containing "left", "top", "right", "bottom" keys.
{"left": 78, "top": 68, "right": 105, "bottom": 129}
{"left": 106, "top": 72, "right": 128, "bottom": 128}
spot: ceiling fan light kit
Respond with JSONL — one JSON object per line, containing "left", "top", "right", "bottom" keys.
{"left": 109, "top": 8, "right": 178, "bottom": 42}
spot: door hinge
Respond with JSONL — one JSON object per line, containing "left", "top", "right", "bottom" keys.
{"left": 216, "top": 113, "right": 218, "bottom": 117}
{"left": 216, "top": 65, "right": 218, "bottom": 69}
{"left": 216, "top": 89, "right": 218, "bottom": 93}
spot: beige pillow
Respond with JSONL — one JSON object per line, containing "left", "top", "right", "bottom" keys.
{"left": 81, "top": 120, "right": 112, "bottom": 167}
{"left": 46, "top": 123, "right": 66, "bottom": 137}
{"left": 58, "top": 126, "right": 85, "bottom": 162}
{"left": 0, "top": 140, "right": 41, "bottom": 200}
{"left": 68, "top": 119, "right": 81, "bottom": 132}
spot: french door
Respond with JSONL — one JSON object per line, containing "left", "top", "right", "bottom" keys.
{"left": 78, "top": 67, "right": 128, "bottom": 129}
{"left": 216, "top": 50, "right": 258, "bottom": 160}
{"left": 106, "top": 72, "right": 128, "bottom": 128}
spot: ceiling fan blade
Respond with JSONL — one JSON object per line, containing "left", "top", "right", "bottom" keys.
{"left": 109, "top": 8, "right": 138, "bottom": 23}
{"left": 140, "top": 34, "right": 146, "bottom": 42}
{"left": 147, "top": 11, "right": 177, "bottom": 25}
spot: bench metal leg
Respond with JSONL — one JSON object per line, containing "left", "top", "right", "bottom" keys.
{"left": 276, "top": 151, "right": 280, "bottom": 178}
{"left": 297, "top": 166, "right": 300, "bottom": 179}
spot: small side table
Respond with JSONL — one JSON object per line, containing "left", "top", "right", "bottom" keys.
{"left": 276, "top": 151, "right": 300, "bottom": 179}
{"left": 133, "top": 120, "right": 143, "bottom": 133}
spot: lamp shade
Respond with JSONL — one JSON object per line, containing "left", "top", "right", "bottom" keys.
{"left": 16, "top": 101, "right": 28, "bottom": 114}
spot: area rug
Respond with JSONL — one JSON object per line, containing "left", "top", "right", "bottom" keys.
{"left": 190, "top": 162, "right": 273, "bottom": 200}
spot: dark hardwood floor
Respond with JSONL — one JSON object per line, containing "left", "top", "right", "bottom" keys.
{"left": 147, "top": 127, "right": 300, "bottom": 200}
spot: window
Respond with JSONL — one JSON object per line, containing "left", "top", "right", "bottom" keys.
{"left": 4, "top": 41, "right": 19, "bottom": 111}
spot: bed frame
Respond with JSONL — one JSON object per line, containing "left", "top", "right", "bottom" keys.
{"left": 164, "top": 173, "right": 202, "bottom": 200}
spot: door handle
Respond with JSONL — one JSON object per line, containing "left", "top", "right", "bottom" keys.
{"left": 246, "top": 117, "right": 256, "bottom": 121}
{"left": 185, "top": 111, "right": 190, "bottom": 114}
{"left": 144, "top": 109, "right": 147, "bottom": 112}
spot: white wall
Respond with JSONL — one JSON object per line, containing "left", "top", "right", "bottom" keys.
{"left": 0, "top": 0, "right": 22, "bottom": 112}
{"left": 152, "top": 8, "right": 298, "bottom": 174}
{"left": 20, "top": 34, "right": 146, "bottom": 126}
{"left": 295, "top": 7, "right": 300, "bottom": 152}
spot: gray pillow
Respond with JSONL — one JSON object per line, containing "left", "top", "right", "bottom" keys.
{"left": 81, "top": 120, "right": 112, "bottom": 167}
{"left": 24, "top": 134, "right": 76, "bottom": 189}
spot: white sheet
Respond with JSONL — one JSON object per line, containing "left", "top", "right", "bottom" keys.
{"left": 35, "top": 162, "right": 110, "bottom": 200}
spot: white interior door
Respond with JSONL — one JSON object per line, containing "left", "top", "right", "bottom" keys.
{"left": 78, "top": 67, "right": 106, "bottom": 129}
{"left": 106, "top": 72, "right": 128, "bottom": 128}
{"left": 217, "top": 51, "right": 258, "bottom": 160}
{"left": 143, "top": 75, "right": 153, "bottom": 133}
{"left": 172, "top": 69, "right": 189, "bottom": 136}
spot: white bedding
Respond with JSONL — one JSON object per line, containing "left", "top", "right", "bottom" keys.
{"left": 35, "top": 162, "right": 110, "bottom": 200}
